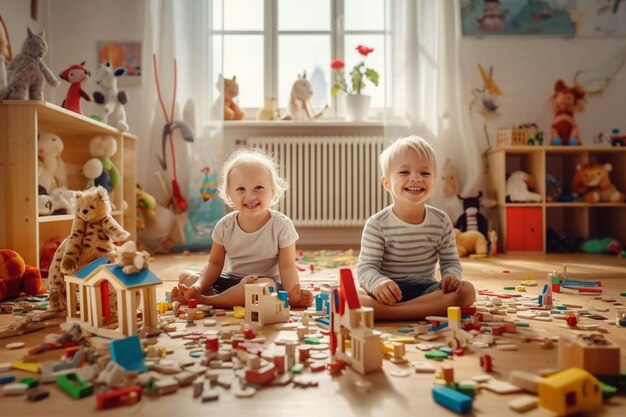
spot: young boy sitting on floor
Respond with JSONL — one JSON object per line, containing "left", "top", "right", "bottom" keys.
{"left": 357, "top": 136, "right": 476, "bottom": 321}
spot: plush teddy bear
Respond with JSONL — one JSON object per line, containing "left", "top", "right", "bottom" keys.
{"left": 219, "top": 75, "right": 245, "bottom": 120}
{"left": 0, "top": 28, "right": 59, "bottom": 100}
{"left": 454, "top": 228, "right": 488, "bottom": 257}
{"left": 550, "top": 80, "right": 585, "bottom": 146}
{"left": 47, "top": 186, "right": 130, "bottom": 312}
{"left": 38, "top": 132, "right": 67, "bottom": 194}
{"left": 93, "top": 61, "right": 129, "bottom": 131}
{"left": 114, "top": 241, "right": 151, "bottom": 275}
{"left": 572, "top": 162, "right": 626, "bottom": 203}
{"left": 0, "top": 249, "right": 45, "bottom": 301}
{"left": 257, "top": 97, "right": 278, "bottom": 120}
{"left": 506, "top": 171, "right": 542, "bottom": 203}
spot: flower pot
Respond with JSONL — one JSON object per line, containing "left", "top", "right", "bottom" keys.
{"left": 344, "top": 94, "right": 371, "bottom": 122}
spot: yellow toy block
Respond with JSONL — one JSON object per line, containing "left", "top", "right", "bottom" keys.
{"left": 515, "top": 286, "right": 527, "bottom": 292}
{"left": 447, "top": 306, "right": 461, "bottom": 321}
{"left": 233, "top": 306, "right": 246, "bottom": 319}
{"left": 538, "top": 368, "right": 602, "bottom": 416}
{"left": 12, "top": 361, "right": 41, "bottom": 373}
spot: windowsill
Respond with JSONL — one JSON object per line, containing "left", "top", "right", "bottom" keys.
{"left": 204, "top": 118, "right": 410, "bottom": 128}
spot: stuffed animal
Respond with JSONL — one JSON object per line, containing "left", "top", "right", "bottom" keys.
{"left": 550, "top": 80, "right": 585, "bottom": 146}
{"left": 93, "top": 61, "right": 129, "bottom": 131}
{"left": 38, "top": 186, "right": 74, "bottom": 216}
{"left": 572, "top": 162, "right": 626, "bottom": 203}
{"left": 454, "top": 228, "right": 488, "bottom": 257}
{"left": 581, "top": 237, "right": 623, "bottom": 254}
{"left": 0, "top": 28, "right": 59, "bottom": 100}
{"left": 283, "top": 71, "right": 327, "bottom": 121}
{"left": 455, "top": 192, "right": 488, "bottom": 237}
{"left": 218, "top": 75, "right": 244, "bottom": 120}
{"left": 47, "top": 186, "right": 130, "bottom": 312}
{"left": 256, "top": 97, "right": 278, "bottom": 120}
{"left": 0, "top": 249, "right": 45, "bottom": 301}
{"left": 506, "top": 171, "right": 542, "bottom": 203}
{"left": 136, "top": 185, "right": 157, "bottom": 231}
{"left": 83, "top": 135, "right": 121, "bottom": 205}
{"left": 37, "top": 132, "right": 67, "bottom": 194}
{"left": 59, "top": 61, "right": 91, "bottom": 114}
{"left": 114, "top": 241, "right": 151, "bottom": 274}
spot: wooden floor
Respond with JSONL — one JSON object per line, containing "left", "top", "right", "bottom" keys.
{"left": 1, "top": 252, "right": 625, "bottom": 416}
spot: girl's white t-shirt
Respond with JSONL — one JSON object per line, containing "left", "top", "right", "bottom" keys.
{"left": 211, "top": 209, "right": 299, "bottom": 282}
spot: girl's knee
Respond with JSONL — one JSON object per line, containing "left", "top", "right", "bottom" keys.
{"left": 461, "top": 281, "right": 477, "bottom": 306}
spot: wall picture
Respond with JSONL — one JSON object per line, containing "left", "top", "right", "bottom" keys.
{"left": 97, "top": 41, "right": 141, "bottom": 86}
{"left": 575, "top": 0, "right": 626, "bottom": 37}
{"left": 460, "top": 0, "right": 576, "bottom": 36}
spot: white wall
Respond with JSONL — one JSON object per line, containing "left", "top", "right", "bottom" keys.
{"left": 460, "top": 36, "right": 626, "bottom": 147}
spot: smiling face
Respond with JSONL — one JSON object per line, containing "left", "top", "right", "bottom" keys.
{"left": 226, "top": 162, "right": 276, "bottom": 218}
{"left": 382, "top": 147, "right": 435, "bottom": 214}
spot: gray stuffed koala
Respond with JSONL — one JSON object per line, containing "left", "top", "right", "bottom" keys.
{"left": 0, "top": 28, "right": 59, "bottom": 101}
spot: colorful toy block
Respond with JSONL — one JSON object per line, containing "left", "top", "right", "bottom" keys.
{"left": 57, "top": 372, "right": 94, "bottom": 399}
{"left": 538, "top": 368, "right": 602, "bottom": 416}
{"left": 432, "top": 385, "right": 473, "bottom": 414}
{"left": 109, "top": 335, "right": 147, "bottom": 373}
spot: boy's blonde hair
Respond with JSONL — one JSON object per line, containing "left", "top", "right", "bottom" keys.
{"left": 218, "top": 148, "right": 288, "bottom": 208}
{"left": 379, "top": 135, "right": 437, "bottom": 177}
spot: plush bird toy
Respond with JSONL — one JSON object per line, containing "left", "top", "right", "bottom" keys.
{"left": 60, "top": 61, "right": 91, "bottom": 114}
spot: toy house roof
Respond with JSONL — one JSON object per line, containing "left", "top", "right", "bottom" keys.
{"left": 75, "top": 257, "right": 162, "bottom": 288}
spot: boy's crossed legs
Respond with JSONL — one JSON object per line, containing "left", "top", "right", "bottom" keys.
{"left": 358, "top": 280, "right": 476, "bottom": 321}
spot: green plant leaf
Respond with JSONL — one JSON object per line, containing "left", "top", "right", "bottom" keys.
{"left": 365, "top": 69, "right": 379, "bottom": 86}
{"left": 331, "top": 84, "right": 342, "bottom": 97}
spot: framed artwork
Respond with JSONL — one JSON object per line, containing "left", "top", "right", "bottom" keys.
{"left": 460, "top": 0, "right": 577, "bottom": 36}
{"left": 96, "top": 41, "right": 142, "bottom": 87}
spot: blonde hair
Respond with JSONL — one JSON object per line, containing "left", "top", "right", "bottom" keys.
{"left": 218, "top": 148, "right": 288, "bottom": 208}
{"left": 379, "top": 135, "right": 437, "bottom": 177}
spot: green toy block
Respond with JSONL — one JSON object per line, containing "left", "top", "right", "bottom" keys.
{"left": 455, "top": 383, "right": 477, "bottom": 398}
{"left": 620, "top": 292, "right": 626, "bottom": 297}
{"left": 551, "top": 275, "right": 560, "bottom": 284}
{"left": 290, "top": 363, "right": 305, "bottom": 374}
{"left": 57, "top": 373, "right": 93, "bottom": 399}
{"left": 503, "top": 286, "right": 516, "bottom": 290}
{"left": 304, "top": 337, "right": 320, "bottom": 345}
{"left": 425, "top": 351, "right": 448, "bottom": 360}
{"left": 556, "top": 305, "right": 568, "bottom": 310}
{"left": 19, "top": 377, "right": 39, "bottom": 388}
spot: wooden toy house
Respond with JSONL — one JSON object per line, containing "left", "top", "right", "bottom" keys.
{"left": 244, "top": 279, "right": 290, "bottom": 326}
{"left": 63, "top": 257, "right": 162, "bottom": 339}
{"left": 330, "top": 268, "right": 382, "bottom": 375}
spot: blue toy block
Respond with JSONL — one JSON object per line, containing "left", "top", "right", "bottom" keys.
{"left": 315, "top": 293, "right": 329, "bottom": 312}
{"left": 430, "top": 322, "right": 449, "bottom": 332}
{"left": 109, "top": 335, "right": 147, "bottom": 373}
{"left": 398, "top": 327, "right": 414, "bottom": 334}
{"left": 432, "top": 385, "right": 473, "bottom": 414}
{"left": 0, "top": 374, "right": 16, "bottom": 384}
{"left": 277, "top": 291, "right": 288, "bottom": 307}
{"left": 439, "top": 347, "right": 453, "bottom": 356}
{"left": 314, "top": 316, "right": 330, "bottom": 328}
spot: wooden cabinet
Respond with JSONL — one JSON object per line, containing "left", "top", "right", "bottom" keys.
{"left": 0, "top": 101, "right": 136, "bottom": 267}
{"left": 488, "top": 146, "right": 626, "bottom": 253}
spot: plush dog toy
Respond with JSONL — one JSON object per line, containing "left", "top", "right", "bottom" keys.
{"left": 572, "top": 163, "right": 625, "bottom": 203}
{"left": 454, "top": 228, "right": 488, "bottom": 257}
{"left": 0, "top": 249, "right": 45, "bottom": 301}
{"left": 550, "top": 80, "right": 585, "bottom": 146}
{"left": 506, "top": 171, "right": 542, "bottom": 203}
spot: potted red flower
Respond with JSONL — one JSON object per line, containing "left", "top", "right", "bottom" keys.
{"left": 331, "top": 45, "right": 379, "bottom": 121}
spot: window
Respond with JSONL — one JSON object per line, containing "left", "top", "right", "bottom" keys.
{"left": 210, "top": 0, "right": 386, "bottom": 114}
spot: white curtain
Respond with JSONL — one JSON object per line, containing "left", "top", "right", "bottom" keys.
{"left": 385, "top": 0, "right": 483, "bottom": 223}
{"left": 137, "top": 0, "right": 224, "bottom": 251}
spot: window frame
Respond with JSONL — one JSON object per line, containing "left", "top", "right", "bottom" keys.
{"left": 210, "top": 0, "right": 387, "bottom": 116}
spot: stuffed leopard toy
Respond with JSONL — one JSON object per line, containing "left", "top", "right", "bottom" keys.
{"left": 47, "top": 186, "right": 130, "bottom": 312}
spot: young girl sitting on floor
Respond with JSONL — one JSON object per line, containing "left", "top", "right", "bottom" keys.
{"left": 172, "top": 148, "right": 313, "bottom": 308}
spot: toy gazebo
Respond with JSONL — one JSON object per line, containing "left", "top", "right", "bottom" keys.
{"left": 63, "top": 257, "right": 161, "bottom": 339}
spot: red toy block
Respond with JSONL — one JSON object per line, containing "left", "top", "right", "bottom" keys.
{"left": 96, "top": 385, "right": 142, "bottom": 409}
{"left": 480, "top": 354, "right": 493, "bottom": 373}
{"left": 339, "top": 268, "right": 360, "bottom": 309}
{"left": 245, "top": 363, "right": 276, "bottom": 386}
{"left": 244, "top": 329, "right": 256, "bottom": 340}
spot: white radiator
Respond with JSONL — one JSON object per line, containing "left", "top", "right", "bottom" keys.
{"left": 246, "top": 136, "right": 390, "bottom": 227}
